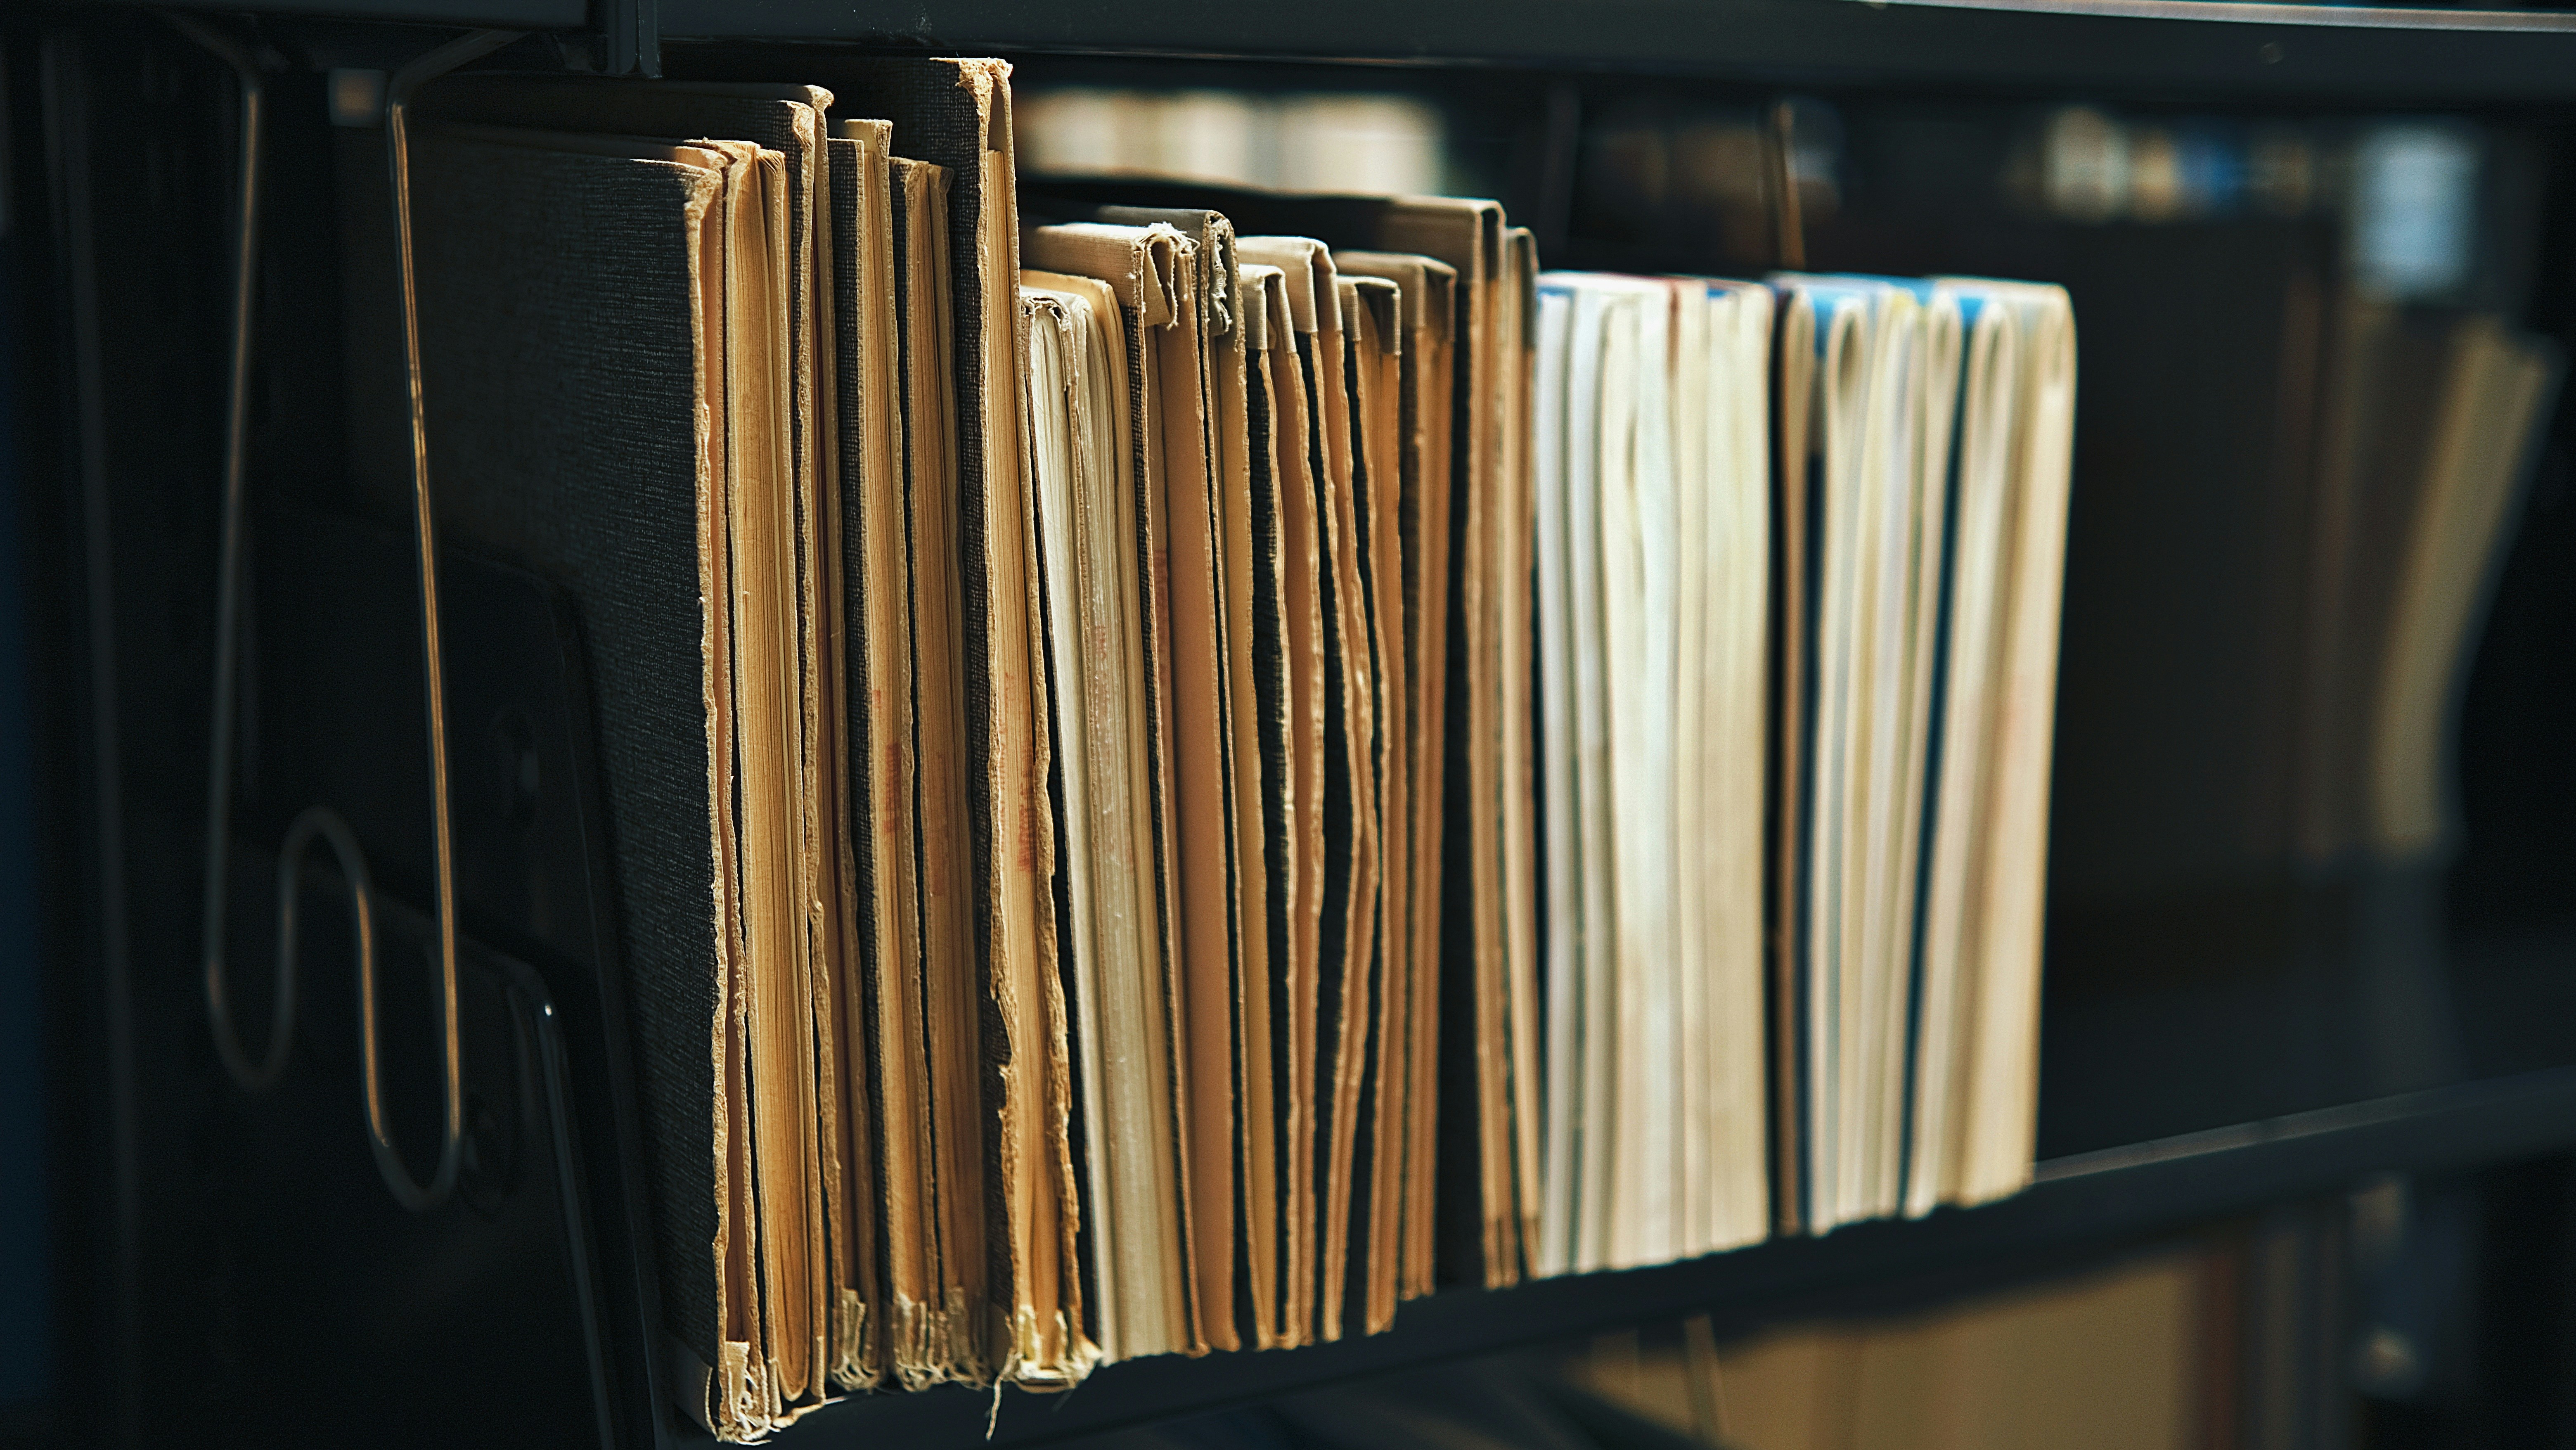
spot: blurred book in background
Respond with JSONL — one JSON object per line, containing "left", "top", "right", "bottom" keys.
{"left": 1018, "top": 86, "right": 1447, "bottom": 195}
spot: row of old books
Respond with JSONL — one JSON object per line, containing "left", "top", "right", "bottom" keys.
{"left": 359, "top": 54, "right": 2072, "bottom": 1442}
{"left": 1527, "top": 274, "right": 2075, "bottom": 1275}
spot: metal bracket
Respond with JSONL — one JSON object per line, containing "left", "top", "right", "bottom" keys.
{"left": 597, "top": 0, "right": 662, "bottom": 78}
{"left": 179, "top": 15, "right": 527, "bottom": 1216}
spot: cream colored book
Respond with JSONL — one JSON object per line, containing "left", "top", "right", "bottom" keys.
{"left": 1499, "top": 228, "right": 1546, "bottom": 1280}
{"left": 1023, "top": 218, "right": 1238, "bottom": 1356}
{"left": 1531, "top": 280, "right": 1581, "bottom": 1277}
{"left": 1595, "top": 273, "right": 1679, "bottom": 1271}
{"left": 1767, "top": 275, "right": 1885, "bottom": 1236}
{"left": 1020, "top": 272, "right": 1189, "bottom": 1364}
{"left": 1932, "top": 279, "right": 2078, "bottom": 1208}
{"left": 1669, "top": 277, "right": 1717, "bottom": 1262}
{"left": 1831, "top": 280, "right": 1919, "bottom": 1230}
{"left": 1905, "top": 287, "right": 2025, "bottom": 1220}
{"left": 1849, "top": 282, "right": 1955, "bottom": 1225}
{"left": 1888, "top": 294, "right": 1963, "bottom": 1220}
{"left": 1535, "top": 274, "right": 1646, "bottom": 1274}
{"left": 1700, "top": 279, "right": 1776, "bottom": 1255}
{"left": 1664, "top": 274, "right": 1776, "bottom": 1259}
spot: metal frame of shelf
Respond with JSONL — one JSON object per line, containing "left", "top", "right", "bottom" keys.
{"left": 765, "top": 1065, "right": 2576, "bottom": 1447}
{"left": 130, "top": 0, "right": 2576, "bottom": 102}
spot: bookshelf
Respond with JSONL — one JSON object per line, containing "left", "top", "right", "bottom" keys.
{"left": 140, "top": 0, "right": 2576, "bottom": 98}
{"left": 796, "top": 1064, "right": 2576, "bottom": 1446}
{"left": 12, "top": 0, "right": 2576, "bottom": 1445}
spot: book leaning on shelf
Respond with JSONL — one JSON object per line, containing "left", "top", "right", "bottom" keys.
{"left": 353, "top": 49, "right": 2109, "bottom": 1439}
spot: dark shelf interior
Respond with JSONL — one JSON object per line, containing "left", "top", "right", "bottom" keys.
{"left": 11, "top": 3, "right": 2576, "bottom": 1446}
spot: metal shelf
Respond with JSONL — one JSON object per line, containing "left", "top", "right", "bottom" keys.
{"left": 655, "top": 0, "right": 2576, "bottom": 103}
{"left": 763, "top": 1064, "right": 2576, "bottom": 1448}
{"left": 102, "top": 0, "right": 2576, "bottom": 104}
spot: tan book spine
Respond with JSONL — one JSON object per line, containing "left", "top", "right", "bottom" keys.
{"left": 1314, "top": 270, "right": 1380, "bottom": 1342}
{"left": 893, "top": 155, "right": 983, "bottom": 1385}
{"left": 1215, "top": 263, "right": 1283, "bottom": 1355}
{"left": 828, "top": 118, "right": 910, "bottom": 1391}
{"left": 1240, "top": 243, "right": 1331, "bottom": 1346}
{"left": 688, "top": 150, "right": 774, "bottom": 1438}
{"left": 704, "top": 138, "right": 825, "bottom": 1408}
{"left": 1499, "top": 229, "right": 1544, "bottom": 1283}
{"left": 1349, "top": 275, "right": 1410, "bottom": 1335}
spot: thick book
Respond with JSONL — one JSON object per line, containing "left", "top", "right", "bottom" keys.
{"left": 1018, "top": 268, "right": 1187, "bottom": 1366}
{"left": 1236, "top": 236, "right": 1339, "bottom": 1346}
{"left": 378, "top": 123, "right": 818, "bottom": 1436}
{"left": 825, "top": 114, "right": 903, "bottom": 1393}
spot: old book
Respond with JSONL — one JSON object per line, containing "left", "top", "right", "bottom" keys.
{"left": 1237, "top": 235, "right": 1338, "bottom": 1347}
{"left": 1267, "top": 240, "right": 1383, "bottom": 1343}
{"left": 1334, "top": 249, "right": 1457, "bottom": 1303}
{"left": 1237, "top": 259, "right": 1299, "bottom": 1350}
{"left": 1051, "top": 206, "right": 1288, "bottom": 1351}
{"left": 1019, "top": 270, "right": 1187, "bottom": 1365}
{"left": 1075, "top": 204, "right": 1279, "bottom": 1353}
{"left": 1530, "top": 280, "right": 1579, "bottom": 1273}
{"left": 889, "top": 151, "right": 989, "bottom": 1386}
{"left": 414, "top": 79, "right": 844, "bottom": 1406}
{"left": 1697, "top": 279, "right": 1775, "bottom": 1255}
{"left": 1402, "top": 201, "right": 1526, "bottom": 1297}
{"left": 1333, "top": 272, "right": 1410, "bottom": 1336}
{"left": 385, "top": 123, "right": 812, "bottom": 1437}
{"left": 831, "top": 58, "right": 1089, "bottom": 1386}
{"left": 1022, "top": 218, "right": 1236, "bottom": 1358}
{"left": 1056, "top": 216, "right": 1281, "bottom": 1342}
{"left": 824, "top": 115, "right": 903, "bottom": 1391}
{"left": 1192, "top": 213, "right": 1283, "bottom": 1357}
{"left": 1904, "top": 287, "right": 2025, "bottom": 1220}
{"left": 693, "top": 129, "right": 818, "bottom": 1429}
{"left": 1532, "top": 273, "right": 1637, "bottom": 1274}
{"left": 1934, "top": 279, "right": 2077, "bottom": 1210}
